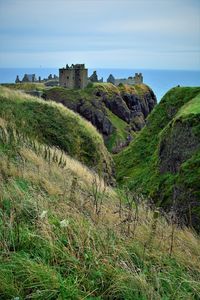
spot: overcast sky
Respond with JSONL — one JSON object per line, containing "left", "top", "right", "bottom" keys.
{"left": 0, "top": 0, "right": 199, "bottom": 69}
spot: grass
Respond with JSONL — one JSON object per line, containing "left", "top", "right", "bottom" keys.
{"left": 0, "top": 120, "right": 200, "bottom": 299}
{"left": 42, "top": 83, "right": 120, "bottom": 104}
{"left": 0, "top": 86, "right": 113, "bottom": 176}
{"left": 115, "top": 87, "right": 200, "bottom": 185}
{"left": 105, "top": 108, "right": 132, "bottom": 151}
{"left": 177, "top": 92, "right": 200, "bottom": 117}
{"left": 118, "top": 83, "right": 150, "bottom": 95}
{"left": 1, "top": 85, "right": 200, "bottom": 299}
{"left": 115, "top": 86, "right": 200, "bottom": 230}
{"left": 44, "top": 82, "right": 154, "bottom": 152}
{"left": 1, "top": 82, "right": 46, "bottom": 91}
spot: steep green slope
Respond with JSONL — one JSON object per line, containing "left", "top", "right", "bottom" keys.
{"left": 44, "top": 83, "right": 157, "bottom": 152}
{"left": 0, "top": 119, "right": 200, "bottom": 299}
{"left": 0, "top": 86, "right": 113, "bottom": 177}
{"left": 115, "top": 87, "right": 200, "bottom": 230}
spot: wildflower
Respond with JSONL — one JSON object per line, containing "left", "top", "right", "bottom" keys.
{"left": 40, "top": 210, "right": 48, "bottom": 219}
{"left": 60, "top": 219, "right": 69, "bottom": 227}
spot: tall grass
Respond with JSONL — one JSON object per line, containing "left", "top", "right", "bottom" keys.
{"left": 0, "top": 86, "right": 113, "bottom": 179}
{"left": 0, "top": 120, "right": 200, "bottom": 299}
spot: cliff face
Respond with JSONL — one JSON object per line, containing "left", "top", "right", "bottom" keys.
{"left": 115, "top": 87, "right": 200, "bottom": 231}
{"left": 157, "top": 96, "right": 200, "bottom": 229}
{"left": 44, "top": 83, "right": 157, "bottom": 152}
{"left": 159, "top": 119, "right": 200, "bottom": 174}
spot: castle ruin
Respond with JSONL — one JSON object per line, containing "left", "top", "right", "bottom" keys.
{"left": 133, "top": 73, "right": 143, "bottom": 84}
{"left": 59, "top": 64, "right": 88, "bottom": 89}
{"left": 107, "top": 72, "right": 143, "bottom": 85}
{"left": 14, "top": 65, "right": 143, "bottom": 89}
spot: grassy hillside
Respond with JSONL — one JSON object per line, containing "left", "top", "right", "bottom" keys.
{"left": 44, "top": 83, "right": 156, "bottom": 152}
{"left": 115, "top": 87, "right": 200, "bottom": 230}
{"left": 0, "top": 86, "right": 113, "bottom": 177}
{"left": 0, "top": 119, "right": 200, "bottom": 299}
{"left": 2, "top": 82, "right": 46, "bottom": 91}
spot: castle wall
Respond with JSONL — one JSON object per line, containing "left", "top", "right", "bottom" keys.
{"left": 59, "top": 68, "right": 75, "bottom": 88}
{"left": 115, "top": 78, "right": 135, "bottom": 85}
{"left": 108, "top": 72, "right": 143, "bottom": 86}
{"left": 74, "top": 68, "right": 88, "bottom": 89}
{"left": 59, "top": 64, "right": 88, "bottom": 89}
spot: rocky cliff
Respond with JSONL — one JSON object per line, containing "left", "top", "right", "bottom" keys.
{"left": 43, "top": 83, "right": 157, "bottom": 152}
{"left": 115, "top": 87, "right": 200, "bottom": 231}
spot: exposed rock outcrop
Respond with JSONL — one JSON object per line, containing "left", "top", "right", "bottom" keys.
{"left": 77, "top": 100, "right": 114, "bottom": 136}
{"left": 159, "top": 119, "right": 200, "bottom": 174}
{"left": 103, "top": 95, "right": 131, "bottom": 123}
{"left": 44, "top": 83, "right": 157, "bottom": 152}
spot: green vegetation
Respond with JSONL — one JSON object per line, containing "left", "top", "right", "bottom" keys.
{"left": 1, "top": 86, "right": 200, "bottom": 299}
{"left": 105, "top": 108, "right": 132, "bottom": 151}
{"left": 118, "top": 82, "right": 150, "bottom": 96}
{"left": 177, "top": 93, "right": 200, "bottom": 117}
{"left": 0, "top": 86, "right": 112, "bottom": 175}
{"left": 115, "top": 87, "right": 200, "bottom": 186}
{"left": 44, "top": 82, "right": 155, "bottom": 152}
{"left": 115, "top": 87, "right": 200, "bottom": 229}
{"left": 0, "top": 116, "right": 200, "bottom": 299}
{"left": 2, "top": 82, "right": 46, "bottom": 91}
{"left": 43, "top": 83, "right": 120, "bottom": 103}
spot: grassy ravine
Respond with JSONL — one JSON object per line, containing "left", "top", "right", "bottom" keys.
{"left": 115, "top": 87, "right": 200, "bottom": 226}
{"left": 0, "top": 86, "right": 113, "bottom": 177}
{"left": 0, "top": 119, "right": 200, "bottom": 299}
{"left": 105, "top": 108, "right": 132, "bottom": 151}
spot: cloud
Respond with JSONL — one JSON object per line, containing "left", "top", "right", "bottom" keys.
{"left": 0, "top": 0, "right": 199, "bottom": 69}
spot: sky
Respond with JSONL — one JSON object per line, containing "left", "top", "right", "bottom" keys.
{"left": 0, "top": 0, "right": 200, "bottom": 69}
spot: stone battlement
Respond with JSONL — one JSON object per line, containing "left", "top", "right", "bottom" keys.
{"left": 65, "top": 64, "right": 86, "bottom": 70}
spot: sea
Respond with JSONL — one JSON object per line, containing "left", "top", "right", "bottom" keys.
{"left": 0, "top": 68, "right": 200, "bottom": 102}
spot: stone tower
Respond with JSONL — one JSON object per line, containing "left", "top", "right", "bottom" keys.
{"left": 133, "top": 73, "right": 143, "bottom": 84}
{"left": 59, "top": 64, "right": 88, "bottom": 89}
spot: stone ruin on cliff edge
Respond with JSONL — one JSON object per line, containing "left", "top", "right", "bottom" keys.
{"left": 59, "top": 63, "right": 144, "bottom": 89}
{"left": 107, "top": 72, "right": 143, "bottom": 85}
{"left": 15, "top": 64, "right": 144, "bottom": 89}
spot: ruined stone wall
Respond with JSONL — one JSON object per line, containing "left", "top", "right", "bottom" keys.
{"left": 108, "top": 72, "right": 143, "bottom": 86}
{"left": 59, "top": 68, "right": 75, "bottom": 88}
{"left": 75, "top": 68, "right": 88, "bottom": 89}
{"left": 59, "top": 65, "right": 88, "bottom": 89}
{"left": 115, "top": 78, "right": 135, "bottom": 85}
